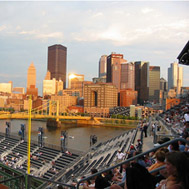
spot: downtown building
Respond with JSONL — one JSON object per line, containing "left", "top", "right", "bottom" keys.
{"left": 68, "top": 73, "right": 84, "bottom": 97}
{"left": 160, "top": 78, "right": 168, "bottom": 108}
{"left": 168, "top": 62, "right": 183, "bottom": 96}
{"left": 48, "top": 44, "right": 67, "bottom": 89}
{"left": 43, "top": 71, "right": 63, "bottom": 97}
{"left": 84, "top": 83, "right": 118, "bottom": 117}
{"left": 106, "top": 53, "right": 127, "bottom": 92}
{"left": 99, "top": 55, "right": 107, "bottom": 79}
{"left": 120, "top": 62, "right": 137, "bottom": 107}
{"left": 149, "top": 66, "right": 160, "bottom": 103}
{"left": 26, "top": 62, "right": 38, "bottom": 98}
{"left": 134, "top": 61, "right": 149, "bottom": 105}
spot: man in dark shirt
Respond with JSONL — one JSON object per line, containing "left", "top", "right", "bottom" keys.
{"left": 91, "top": 168, "right": 110, "bottom": 189}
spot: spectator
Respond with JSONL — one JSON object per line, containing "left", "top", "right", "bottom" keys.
{"left": 125, "top": 162, "right": 154, "bottom": 189}
{"left": 184, "top": 111, "right": 189, "bottom": 122}
{"left": 168, "top": 141, "right": 179, "bottom": 152}
{"left": 148, "top": 150, "right": 166, "bottom": 176}
{"left": 178, "top": 141, "right": 186, "bottom": 152}
{"left": 156, "top": 152, "right": 189, "bottom": 189}
{"left": 116, "top": 150, "right": 125, "bottom": 164}
{"left": 143, "top": 123, "right": 148, "bottom": 137}
{"left": 90, "top": 168, "right": 110, "bottom": 189}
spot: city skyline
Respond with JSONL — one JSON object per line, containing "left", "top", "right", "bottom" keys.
{"left": 0, "top": 1, "right": 189, "bottom": 95}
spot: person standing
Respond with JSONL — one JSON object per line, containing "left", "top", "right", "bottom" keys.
{"left": 143, "top": 123, "right": 148, "bottom": 137}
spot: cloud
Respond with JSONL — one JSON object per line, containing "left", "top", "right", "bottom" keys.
{"left": 0, "top": 73, "right": 23, "bottom": 79}
{"left": 141, "top": 8, "right": 154, "bottom": 14}
{"left": 19, "top": 30, "right": 64, "bottom": 41}
{"left": 92, "top": 12, "right": 103, "bottom": 18}
{"left": 0, "top": 25, "right": 6, "bottom": 32}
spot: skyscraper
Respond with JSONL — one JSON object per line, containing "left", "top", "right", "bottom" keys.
{"left": 48, "top": 44, "right": 67, "bottom": 89}
{"left": 27, "top": 62, "right": 36, "bottom": 89}
{"left": 149, "top": 66, "right": 160, "bottom": 103}
{"left": 99, "top": 55, "right": 107, "bottom": 78}
{"left": 168, "top": 62, "right": 183, "bottom": 95}
{"left": 68, "top": 73, "right": 84, "bottom": 97}
{"left": 134, "top": 61, "right": 149, "bottom": 104}
{"left": 121, "top": 62, "right": 135, "bottom": 90}
{"left": 26, "top": 62, "right": 38, "bottom": 97}
{"left": 107, "top": 53, "right": 127, "bottom": 92}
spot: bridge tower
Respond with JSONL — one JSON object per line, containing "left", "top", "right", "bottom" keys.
{"left": 56, "top": 100, "right": 59, "bottom": 122}
{"left": 48, "top": 100, "right": 52, "bottom": 116}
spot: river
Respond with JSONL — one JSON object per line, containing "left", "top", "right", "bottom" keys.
{"left": 0, "top": 119, "right": 136, "bottom": 152}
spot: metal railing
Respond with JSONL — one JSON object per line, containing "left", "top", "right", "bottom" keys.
{"left": 75, "top": 138, "right": 189, "bottom": 189}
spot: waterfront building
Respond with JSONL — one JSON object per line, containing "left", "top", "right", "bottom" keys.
{"left": 48, "top": 44, "right": 67, "bottom": 89}
{"left": 130, "top": 105, "right": 135, "bottom": 117}
{"left": 7, "top": 98, "right": 24, "bottom": 111}
{"left": 107, "top": 53, "right": 127, "bottom": 92}
{"left": 0, "top": 81, "right": 12, "bottom": 93}
{"left": 84, "top": 83, "right": 118, "bottom": 117}
{"left": 149, "top": 66, "right": 160, "bottom": 103}
{"left": 99, "top": 55, "right": 107, "bottom": 79}
{"left": 121, "top": 62, "right": 135, "bottom": 90}
{"left": 0, "top": 98, "right": 5, "bottom": 108}
{"left": 26, "top": 62, "right": 38, "bottom": 97}
{"left": 168, "top": 62, "right": 183, "bottom": 95}
{"left": 120, "top": 89, "right": 137, "bottom": 107}
{"left": 134, "top": 61, "right": 149, "bottom": 104}
{"left": 51, "top": 94, "right": 77, "bottom": 114}
{"left": 137, "top": 108, "right": 142, "bottom": 119}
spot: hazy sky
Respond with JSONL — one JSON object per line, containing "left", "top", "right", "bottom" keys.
{"left": 0, "top": 1, "right": 189, "bottom": 95}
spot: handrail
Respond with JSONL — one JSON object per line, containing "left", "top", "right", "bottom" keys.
{"left": 28, "top": 174, "right": 75, "bottom": 189}
{"left": 76, "top": 138, "right": 189, "bottom": 188}
{"left": 0, "top": 175, "right": 24, "bottom": 184}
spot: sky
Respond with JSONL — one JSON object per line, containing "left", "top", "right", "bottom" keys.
{"left": 0, "top": 1, "right": 189, "bottom": 95}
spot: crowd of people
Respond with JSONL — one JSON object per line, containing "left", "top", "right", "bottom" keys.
{"left": 68, "top": 98, "right": 189, "bottom": 189}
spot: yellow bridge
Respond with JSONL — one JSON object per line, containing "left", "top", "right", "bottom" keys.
{"left": 0, "top": 99, "right": 103, "bottom": 125}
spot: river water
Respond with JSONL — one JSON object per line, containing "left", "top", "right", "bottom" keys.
{"left": 0, "top": 120, "right": 136, "bottom": 152}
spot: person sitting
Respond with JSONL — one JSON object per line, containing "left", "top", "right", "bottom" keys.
{"left": 156, "top": 152, "right": 189, "bottom": 189}
{"left": 148, "top": 150, "right": 166, "bottom": 176}
{"left": 90, "top": 168, "right": 111, "bottom": 189}
{"left": 116, "top": 150, "right": 125, "bottom": 164}
{"left": 125, "top": 162, "right": 154, "bottom": 189}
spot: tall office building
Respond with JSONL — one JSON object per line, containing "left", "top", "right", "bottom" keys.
{"left": 121, "top": 62, "right": 135, "bottom": 90}
{"left": 168, "top": 62, "right": 183, "bottom": 95}
{"left": 26, "top": 62, "right": 38, "bottom": 97}
{"left": 27, "top": 62, "right": 36, "bottom": 89}
{"left": 160, "top": 78, "right": 168, "bottom": 91}
{"left": 134, "top": 61, "right": 149, "bottom": 104}
{"left": 160, "top": 77, "right": 168, "bottom": 108}
{"left": 68, "top": 73, "right": 84, "bottom": 97}
{"left": 149, "top": 66, "right": 160, "bottom": 103}
{"left": 43, "top": 71, "right": 63, "bottom": 96}
{"left": 48, "top": 44, "right": 67, "bottom": 89}
{"left": 107, "top": 53, "right": 127, "bottom": 92}
{"left": 99, "top": 55, "right": 107, "bottom": 78}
